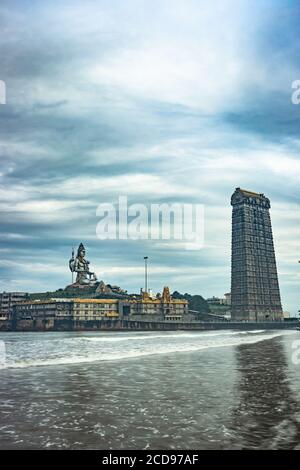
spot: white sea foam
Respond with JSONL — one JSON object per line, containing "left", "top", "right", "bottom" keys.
{"left": 247, "top": 330, "right": 266, "bottom": 334}
{"left": 82, "top": 330, "right": 257, "bottom": 343}
{"left": 2, "top": 330, "right": 290, "bottom": 370}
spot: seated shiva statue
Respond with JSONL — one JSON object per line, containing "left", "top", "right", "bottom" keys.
{"left": 69, "top": 243, "right": 97, "bottom": 285}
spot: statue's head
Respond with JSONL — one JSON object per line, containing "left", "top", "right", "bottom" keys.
{"left": 77, "top": 243, "right": 85, "bottom": 258}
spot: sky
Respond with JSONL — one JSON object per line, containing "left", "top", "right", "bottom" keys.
{"left": 0, "top": 0, "right": 299, "bottom": 314}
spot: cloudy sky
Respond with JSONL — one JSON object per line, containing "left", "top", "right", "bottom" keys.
{"left": 0, "top": 0, "right": 299, "bottom": 314}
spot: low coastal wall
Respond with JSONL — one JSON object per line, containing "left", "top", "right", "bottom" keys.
{"left": 8, "top": 318, "right": 300, "bottom": 332}
{"left": 0, "top": 321, "right": 10, "bottom": 331}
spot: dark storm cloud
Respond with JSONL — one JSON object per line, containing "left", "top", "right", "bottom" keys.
{"left": 224, "top": 90, "right": 300, "bottom": 141}
{"left": 0, "top": 0, "right": 299, "bottom": 313}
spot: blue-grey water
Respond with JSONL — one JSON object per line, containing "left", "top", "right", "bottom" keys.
{"left": 0, "top": 329, "right": 300, "bottom": 449}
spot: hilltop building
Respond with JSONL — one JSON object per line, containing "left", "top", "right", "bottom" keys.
{"left": 13, "top": 286, "right": 190, "bottom": 330}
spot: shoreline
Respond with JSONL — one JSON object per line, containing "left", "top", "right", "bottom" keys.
{"left": 1, "top": 320, "right": 299, "bottom": 333}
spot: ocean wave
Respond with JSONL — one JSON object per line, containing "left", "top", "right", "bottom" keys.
{"left": 2, "top": 331, "right": 287, "bottom": 369}
{"left": 82, "top": 330, "right": 261, "bottom": 343}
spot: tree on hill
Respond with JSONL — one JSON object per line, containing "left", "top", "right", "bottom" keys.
{"left": 172, "top": 291, "right": 210, "bottom": 313}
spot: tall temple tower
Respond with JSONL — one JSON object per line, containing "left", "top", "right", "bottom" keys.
{"left": 231, "top": 188, "right": 283, "bottom": 321}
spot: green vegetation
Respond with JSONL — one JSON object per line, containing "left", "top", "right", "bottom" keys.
{"left": 207, "top": 303, "right": 230, "bottom": 315}
{"left": 28, "top": 287, "right": 96, "bottom": 300}
{"left": 172, "top": 291, "right": 210, "bottom": 314}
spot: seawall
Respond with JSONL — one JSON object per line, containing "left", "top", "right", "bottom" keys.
{"left": 7, "top": 318, "right": 300, "bottom": 332}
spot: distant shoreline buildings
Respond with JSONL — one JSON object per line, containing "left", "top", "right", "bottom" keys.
{"left": 0, "top": 292, "right": 28, "bottom": 322}
{"left": 12, "top": 288, "right": 191, "bottom": 331}
{"left": 0, "top": 188, "right": 297, "bottom": 331}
